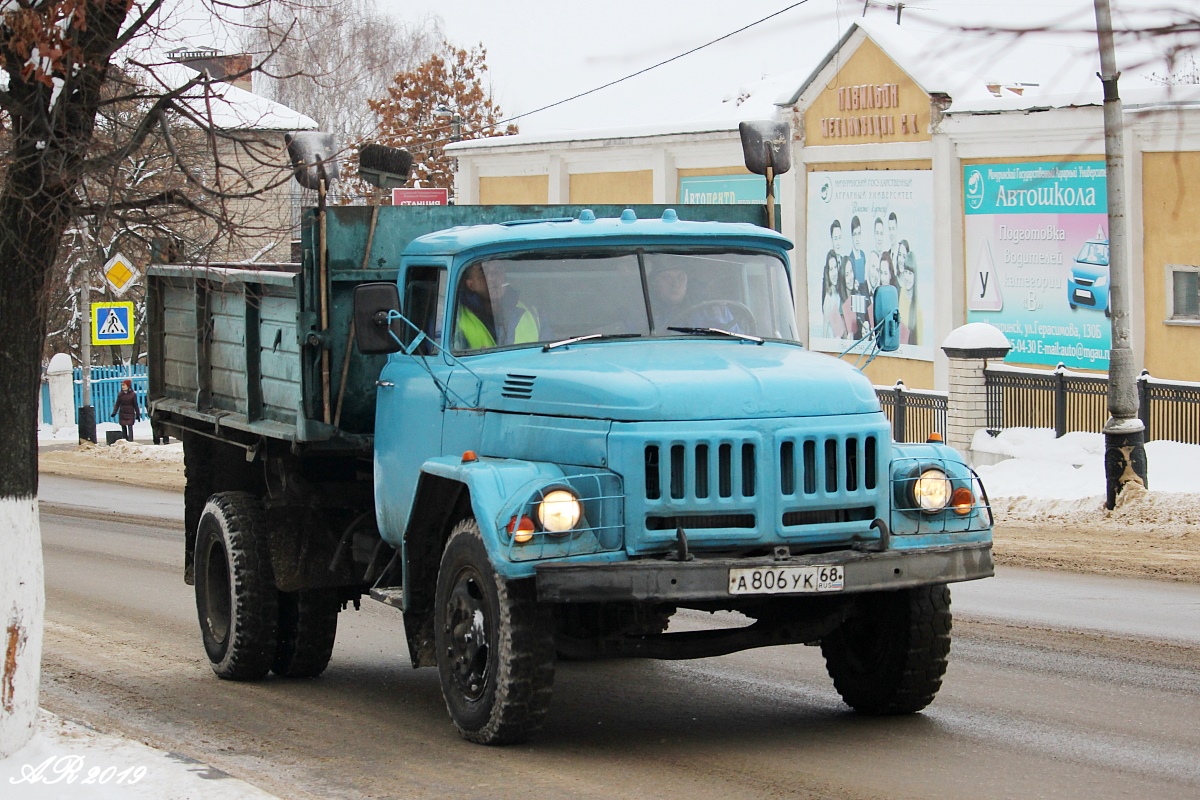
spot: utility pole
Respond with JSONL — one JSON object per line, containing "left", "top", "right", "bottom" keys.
{"left": 78, "top": 263, "right": 95, "bottom": 443}
{"left": 1094, "top": 0, "right": 1147, "bottom": 508}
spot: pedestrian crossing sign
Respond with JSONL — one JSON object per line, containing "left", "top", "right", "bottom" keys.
{"left": 91, "top": 302, "right": 135, "bottom": 346}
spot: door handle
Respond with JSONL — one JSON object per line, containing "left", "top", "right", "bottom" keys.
{"left": 376, "top": 380, "right": 395, "bottom": 388}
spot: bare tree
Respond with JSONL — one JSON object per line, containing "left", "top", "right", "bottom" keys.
{"left": 0, "top": 0, "right": 317, "bottom": 756}
{"left": 242, "top": 0, "right": 442, "bottom": 146}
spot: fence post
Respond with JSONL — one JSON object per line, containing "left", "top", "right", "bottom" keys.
{"left": 1137, "top": 369, "right": 1150, "bottom": 434}
{"left": 942, "top": 323, "right": 1012, "bottom": 464}
{"left": 894, "top": 380, "right": 907, "bottom": 443}
{"left": 1053, "top": 362, "right": 1068, "bottom": 438}
{"left": 46, "top": 353, "right": 76, "bottom": 434}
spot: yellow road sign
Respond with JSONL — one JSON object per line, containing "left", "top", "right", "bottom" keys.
{"left": 104, "top": 252, "right": 140, "bottom": 296}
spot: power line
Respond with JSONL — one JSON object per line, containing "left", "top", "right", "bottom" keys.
{"left": 455, "top": 1, "right": 814, "bottom": 138}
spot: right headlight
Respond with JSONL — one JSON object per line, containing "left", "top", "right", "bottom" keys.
{"left": 536, "top": 489, "right": 581, "bottom": 533}
{"left": 911, "top": 468, "right": 951, "bottom": 513}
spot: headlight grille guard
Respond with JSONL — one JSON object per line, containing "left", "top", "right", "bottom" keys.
{"left": 889, "top": 456, "right": 994, "bottom": 535}
{"left": 496, "top": 471, "right": 625, "bottom": 561}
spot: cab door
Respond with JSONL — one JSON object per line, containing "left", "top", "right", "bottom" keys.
{"left": 373, "top": 264, "right": 451, "bottom": 547}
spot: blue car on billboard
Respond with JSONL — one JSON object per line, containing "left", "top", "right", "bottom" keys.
{"left": 1067, "top": 235, "right": 1110, "bottom": 316}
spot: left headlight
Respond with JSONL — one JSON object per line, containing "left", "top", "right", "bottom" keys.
{"left": 911, "top": 468, "right": 951, "bottom": 513}
{"left": 537, "top": 489, "right": 581, "bottom": 533}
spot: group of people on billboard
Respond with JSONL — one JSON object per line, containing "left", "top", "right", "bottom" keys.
{"left": 818, "top": 211, "right": 921, "bottom": 345}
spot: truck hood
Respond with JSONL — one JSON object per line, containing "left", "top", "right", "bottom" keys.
{"left": 459, "top": 340, "right": 880, "bottom": 421}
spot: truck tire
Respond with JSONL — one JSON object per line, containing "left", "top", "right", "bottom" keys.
{"left": 434, "top": 519, "right": 556, "bottom": 744}
{"left": 273, "top": 588, "right": 340, "bottom": 678}
{"left": 194, "top": 492, "right": 278, "bottom": 680}
{"left": 820, "top": 584, "right": 951, "bottom": 714}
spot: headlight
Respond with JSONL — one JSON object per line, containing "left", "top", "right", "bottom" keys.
{"left": 1094, "top": 273, "right": 1108, "bottom": 287}
{"left": 911, "top": 468, "right": 951, "bottom": 513}
{"left": 537, "top": 489, "right": 581, "bottom": 533}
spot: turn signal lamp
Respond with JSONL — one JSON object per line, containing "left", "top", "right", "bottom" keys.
{"left": 951, "top": 487, "right": 976, "bottom": 515}
{"left": 507, "top": 515, "right": 536, "bottom": 543}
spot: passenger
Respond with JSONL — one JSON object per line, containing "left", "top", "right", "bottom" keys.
{"left": 454, "top": 263, "right": 539, "bottom": 350}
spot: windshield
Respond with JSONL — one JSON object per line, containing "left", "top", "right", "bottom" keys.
{"left": 1074, "top": 240, "right": 1109, "bottom": 267}
{"left": 450, "top": 250, "right": 798, "bottom": 353}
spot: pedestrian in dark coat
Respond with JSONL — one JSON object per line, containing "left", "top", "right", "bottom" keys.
{"left": 111, "top": 379, "right": 140, "bottom": 442}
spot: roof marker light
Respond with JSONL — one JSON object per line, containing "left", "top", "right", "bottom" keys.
{"left": 661, "top": 209, "right": 678, "bottom": 223}
{"left": 620, "top": 208, "right": 638, "bottom": 223}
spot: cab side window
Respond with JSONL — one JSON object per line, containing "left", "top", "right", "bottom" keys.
{"left": 402, "top": 266, "right": 447, "bottom": 355}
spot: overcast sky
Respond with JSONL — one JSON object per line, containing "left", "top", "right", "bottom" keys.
{"left": 374, "top": 0, "right": 1195, "bottom": 135}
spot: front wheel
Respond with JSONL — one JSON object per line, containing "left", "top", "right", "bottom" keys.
{"left": 434, "top": 519, "right": 556, "bottom": 744}
{"left": 820, "top": 584, "right": 951, "bottom": 714}
{"left": 193, "top": 492, "right": 278, "bottom": 680}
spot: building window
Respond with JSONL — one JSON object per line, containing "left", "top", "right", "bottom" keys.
{"left": 1167, "top": 265, "right": 1200, "bottom": 322}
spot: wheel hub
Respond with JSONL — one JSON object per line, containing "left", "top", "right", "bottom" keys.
{"left": 444, "top": 570, "right": 490, "bottom": 701}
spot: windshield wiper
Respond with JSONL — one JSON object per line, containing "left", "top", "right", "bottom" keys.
{"left": 667, "top": 326, "right": 764, "bottom": 344}
{"left": 543, "top": 332, "right": 642, "bottom": 351}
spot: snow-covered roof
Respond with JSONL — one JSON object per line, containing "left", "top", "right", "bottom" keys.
{"left": 139, "top": 61, "right": 317, "bottom": 133}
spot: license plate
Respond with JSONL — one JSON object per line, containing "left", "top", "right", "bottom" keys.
{"left": 1074, "top": 288, "right": 1094, "bottom": 301}
{"left": 728, "top": 565, "right": 845, "bottom": 595}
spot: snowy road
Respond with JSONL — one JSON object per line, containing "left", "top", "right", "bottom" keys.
{"left": 32, "top": 479, "right": 1200, "bottom": 799}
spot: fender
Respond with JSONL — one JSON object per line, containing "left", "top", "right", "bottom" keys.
{"left": 419, "top": 455, "right": 580, "bottom": 580}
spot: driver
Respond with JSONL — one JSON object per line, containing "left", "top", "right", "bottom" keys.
{"left": 648, "top": 266, "right": 691, "bottom": 330}
{"left": 648, "top": 265, "right": 752, "bottom": 335}
{"left": 455, "top": 263, "right": 540, "bottom": 350}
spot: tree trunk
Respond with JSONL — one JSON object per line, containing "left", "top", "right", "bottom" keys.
{"left": 0, "top": 151, "right": 71, "bottom": 758}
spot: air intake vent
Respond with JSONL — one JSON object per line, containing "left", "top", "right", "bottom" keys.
{"left": 502, "top": 374, "right": 536, "bottom": 399}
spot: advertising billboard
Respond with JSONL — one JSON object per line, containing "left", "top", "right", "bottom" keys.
{"left": 678, "top": 174, "right": 779, "bottom": 204}
{"left": 806, "top": 170, "right": 935, "bottom": 361}
{"left": 964, "top": 161, "right": 1110, "bottom": 370}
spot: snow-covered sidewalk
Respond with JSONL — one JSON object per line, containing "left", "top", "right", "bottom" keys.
{"left": 2, "top": 711, "right": 276, "bottom": 799}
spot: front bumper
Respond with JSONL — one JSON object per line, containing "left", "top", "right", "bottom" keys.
{"left": 535, "top": 542, "right": 992, "bottom": 603}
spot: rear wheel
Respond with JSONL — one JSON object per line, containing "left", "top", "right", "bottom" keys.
{"left": 194, "top": 492, "right": 278, "bottom": 680}
{"left": 820, "top": 584, "right": 951, "bottom": 714}
{"left": 434, "top": 519, "right": 556, "bottom": 744}
{"left": 273, "top": 588, "right": 340, "bottom": 678}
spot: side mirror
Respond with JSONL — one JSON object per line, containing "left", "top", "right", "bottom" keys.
{"left": 353, "top": 282, "right": 404, "bottom": 354}
{"left": 873, "top": 284, "right": 901, "bottom": 352}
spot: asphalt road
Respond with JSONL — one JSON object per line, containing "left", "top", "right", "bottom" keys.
{"left": 35, "top": 478, "right": 1200, "bottom": 800}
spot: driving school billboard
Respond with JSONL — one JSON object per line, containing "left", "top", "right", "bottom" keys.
{"left": 806, "top": 170, "right": 935, "bottom": 361}
{"left": 964, "top": 160, "right": 1110, "bottom": 370}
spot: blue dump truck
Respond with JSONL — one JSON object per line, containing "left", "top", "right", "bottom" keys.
{"left": 148, "top": 203, "right": 993, "bottom": 745}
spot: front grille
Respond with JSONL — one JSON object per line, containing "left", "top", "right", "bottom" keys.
{"left": 645, "top": 441, "right": 757, "bottom": 501}
{"left": 778, "top": 434, "right": 878, "bottom": 497}
{"left": 1074, "top": 276, "right": 1095, "bottom": 286}
{"left": 647, "top": 514, "right": 756, "bottom": 530}
{"left": 783, "top": 506, "right": 874, "bottom": 526}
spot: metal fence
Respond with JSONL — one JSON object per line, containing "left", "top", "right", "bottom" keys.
{"left": 875, "top": 382, "right": 948, "bottom": 444}
{"left": 39, "top": 365, "right": 150, "bottom": 425}
{"left": 985, "top": 365, "right": 1200, "bottom": 444}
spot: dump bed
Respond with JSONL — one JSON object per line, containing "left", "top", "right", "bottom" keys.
{"left": 146, "top": 204, "right": 772, "bottom": 450}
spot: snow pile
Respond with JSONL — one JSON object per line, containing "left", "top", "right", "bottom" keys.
{"left": 974, "top": 429, "right": 1200, "bottom": 528}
